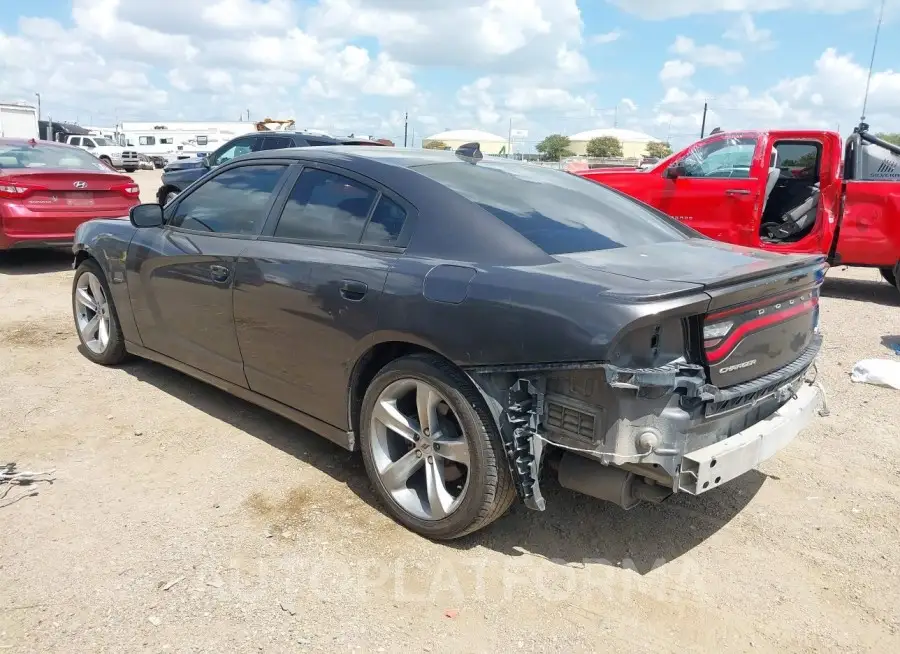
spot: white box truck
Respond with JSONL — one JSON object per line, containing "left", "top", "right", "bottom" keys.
{"left": 0, "top": 103, "right": 39, "bottom": 139}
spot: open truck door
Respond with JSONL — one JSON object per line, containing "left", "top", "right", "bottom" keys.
{"left": 834, "top": 126, "right": 900, "bottom": 286}
{"left": 754, "top": 131, "right": 843, "bottom": 256}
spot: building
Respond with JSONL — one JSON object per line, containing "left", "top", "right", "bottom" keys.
{"left": 422, "top": 129, "right": 508, "bottom": 155}
{"left": 567, "top": 128, "right": 659, "bottom": 158}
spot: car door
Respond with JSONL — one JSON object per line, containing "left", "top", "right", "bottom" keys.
{"left": 127, "top": 161, "right": 292, "bottom": 386}
{"left": 834, "top": 132, "right": 900, "bottom": 267}
{"left": 657, "top": 134, "right": 763, "bottom": 245}
{"left": 233, "top": 162, "right": 414, "bottom": 428}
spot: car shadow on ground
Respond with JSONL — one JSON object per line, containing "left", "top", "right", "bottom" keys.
{"left": 119, "top": 357, "right": 766, "bottom": 574}
{"left": 0, "top": 249, "right": 73, "bottom": 275}
{"left": 821, "top": 276, "right": 899, "bottom": 307}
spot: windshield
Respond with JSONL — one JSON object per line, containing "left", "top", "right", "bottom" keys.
{"left": 412, "top": 160, "right": 693, "bottom": 254}
{"left": 0, "top": 143, "right": 113, "bottom": 171}
{"left": 93, "top": 137, "right": 112, "bottom": 146}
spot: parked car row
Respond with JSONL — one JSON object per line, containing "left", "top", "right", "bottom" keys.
{"left": 69, "top": 141, "right": 826, "bottom": 540}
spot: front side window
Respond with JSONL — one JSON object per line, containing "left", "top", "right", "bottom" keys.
{"left": 82, "top": 138, "right": 96, "bottom": 148}
{"left": 169, "top": 165, "right": 286, "bottom": 235}
{"left": 413, "top": 160, "right": 691, "bottom": 255}
{"left": 677, "top": 136, "right": 758, "bottom": 179}
{"left": 273, "top": 169, "right": 377, "bottom": 243}
{"left": 93, "top": 137, "right": 111, "bottom": 146}
{"left": 209, "top": 136, "right": 256, "bottom": 166}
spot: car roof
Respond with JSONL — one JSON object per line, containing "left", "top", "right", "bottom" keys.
{"left": 237, "top": 145, "right": 510, "bottom": 169}
{"left": 0, "top": 138, "right": 77, "bottom": 148}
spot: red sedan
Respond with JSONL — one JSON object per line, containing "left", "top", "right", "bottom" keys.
{"left": 0, "top": 138, "right": 140, "bottom": 251}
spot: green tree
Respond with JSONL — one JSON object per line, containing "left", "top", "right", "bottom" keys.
{"left": 645, "top": 141, "right": 673, "bottom": 158}
{"left": 875, "top": 133, "right": 900, "bottom": 146}
{"left": 536, "top": 134, "right": 574, "bottom": 161}
{"left": 423, "top": 140, "right": 448, "bottom": 150}
{"left": 585, "top": 136, "right": 623, "bottom": 158}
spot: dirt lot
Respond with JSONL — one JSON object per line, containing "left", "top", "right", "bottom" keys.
{"left": 1, "top": 169, "right": 899, "bottom": 653}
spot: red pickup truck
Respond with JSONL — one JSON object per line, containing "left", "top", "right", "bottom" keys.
{"left": 575, "top": 124, "right": 900, "bottom": 291}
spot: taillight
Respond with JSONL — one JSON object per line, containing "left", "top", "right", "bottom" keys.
{"left": 111, "top": 181, "right": 140, "bottom": 197}
{"left": 0, "top": 182, "right": 45, "bottom": 199}
{"left": 702, "top": 320, "right": 733, "bottom": 348}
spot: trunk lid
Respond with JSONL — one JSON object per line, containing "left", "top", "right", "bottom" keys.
{"left": 1, "top": 169, "right": 138, "bottom": 212}
{"left": 558, "top": 238, "right": 826, "bottom": 388}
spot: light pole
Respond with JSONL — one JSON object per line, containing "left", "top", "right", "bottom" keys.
{"left": 35, "top": 92, "right": 41, "bottom": 138}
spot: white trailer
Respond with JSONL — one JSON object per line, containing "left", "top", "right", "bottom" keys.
{"left": 0, "top": 103, "right": 39, "bottom": 139}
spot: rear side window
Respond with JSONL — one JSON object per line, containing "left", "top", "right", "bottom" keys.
{"left": 773, "top": 142, "right": 820, "bottom": 181}
{"left": 362, "top": 196, "right": 407, "bottom": 246}
{"left": 261, "top": 137, "right": 293, "bottom": 151}
{"left": 170, "top": 165, "right": 286, "bottom": 235}
{"left": 412, "top": 161, "right": 691, "bottom": 255}
{"left": 273, "top": 169, "right": 377, "bottom": 243}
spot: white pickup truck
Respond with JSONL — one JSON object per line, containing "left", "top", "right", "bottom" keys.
{"left": 62, "top": 134, "right": 140, "bottom": 172}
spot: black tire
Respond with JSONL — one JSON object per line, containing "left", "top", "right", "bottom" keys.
{"left": 359, "top": 354, "right": 515, "bottom": 540}
{"left": 72, "top": 258, "right": 129, "bottom": 366}
{"left": 880, "top": 266, "right": 898, "bottom": 289}
{"left": 99, "top": 156, "right": 113, "bottom": 169}
{"left": 124, "top": 167, "right": 136, "bottom": 173}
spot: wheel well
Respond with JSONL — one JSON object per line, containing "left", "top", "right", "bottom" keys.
{"left": 74, "top": 250, "right": 92, "bottom": 267}
{"left": 99, "top": 155, "right": 111, "bottom": 161}
{"left": 348, "top": 341, "right": 436, "bottom": 437}
{"left": 158, "top": 184, "right": 178, "bottom": 203}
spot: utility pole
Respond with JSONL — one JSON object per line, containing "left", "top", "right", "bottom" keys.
{"left": 614, "top": 104, "right": 618, "bottom": 128}
{"left": 507, "top": 118, "right": 512, "bottom": 158}
{"left": 403, "top": 112, "right": 408, "bottom": 147}
{"left": 700, "top": 101, "right": 708, "bottom": 138}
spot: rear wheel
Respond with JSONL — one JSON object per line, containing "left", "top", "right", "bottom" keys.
{"left": 880, "top": 266, "right": 898, "bottom": 289}
{"left": 359, "top": 354, "right": 515, "bottom": 540}
{"left": 72, "top": 259, "right": 128, "bottom": 365}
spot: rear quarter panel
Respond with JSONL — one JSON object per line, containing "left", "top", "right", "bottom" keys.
{"left": 74, "top": 218, "right": 142, "bottom": 345}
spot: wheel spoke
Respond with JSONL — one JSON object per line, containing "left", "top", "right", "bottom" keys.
{"left": 75, "top": 287, "right": 97, "bottom": 311}
{"left": 435, "top": 438, "right": 470, "bottom": 467}
{"left": 381, "top": 449, "right": 423, "bottom": 493}
{"left": 415, "top": 382, "right": 439, "bottom": 435}
{"left": 81, "top": 314, "right": 101, "bottom": 342}
{"left": 88, "top": 275, "right": 105, "bottom": 305}
{"left": 425, "top": 458, "right": 454, "bottom": 519}
{"left": 98, "top": 315, "right": 110, "bottom": 346}
{"left": 372, "top": 400, "right": 418, "bottom": 442}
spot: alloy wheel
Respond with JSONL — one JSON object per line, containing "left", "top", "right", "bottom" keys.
{"left": 74, "top": 272, "right": 111, "bottom": 354}
{"left": 369, "top": 379, "right": 472, "bottom": 521}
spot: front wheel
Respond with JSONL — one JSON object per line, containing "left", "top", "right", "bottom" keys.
{"left": 124, "top": 167, "right": 136, "bottom": 173}
{"left": 72, "top": 259, "right": 129, "bottom": 365}
{"left": 359, "top": 354, "right": 515, "bottom": 540}
{"left": 880, "top": 266, "right": 898, "bottom": 290}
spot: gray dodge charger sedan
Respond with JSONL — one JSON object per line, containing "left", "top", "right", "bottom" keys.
{"left": 71, "top": 143, "right": 826, "bottom": 539}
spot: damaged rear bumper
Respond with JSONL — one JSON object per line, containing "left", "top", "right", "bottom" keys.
{"left": 679, "top": 382, "right": 821, "bottom": 494}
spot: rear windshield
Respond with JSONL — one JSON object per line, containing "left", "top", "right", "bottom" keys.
{"left": 0, "top": 143, "right": 111, "bottom": 171}
{"left": 411, "top": 160, "right": 692, "bottom": 254}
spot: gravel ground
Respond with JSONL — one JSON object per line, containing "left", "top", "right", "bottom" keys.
{"left": 1, "top": 169, "right": 898, "bottom": 653}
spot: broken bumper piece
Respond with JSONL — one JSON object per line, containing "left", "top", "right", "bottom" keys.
{"left": 679, "top": 382, "right": 822, "bottom": 494}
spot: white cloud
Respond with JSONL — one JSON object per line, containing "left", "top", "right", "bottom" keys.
{"left": 660, "top": 60, "right": 697, "bottom": 85}
{"left": 670, "top": 36, "right": 743, "bottom": 69}
{"left": 307, "top": 0, "right": 587, "bottom": 79}
{"left": 590, "top": 30, "right": 622, "bottom": 44}
{"left": 723, "top": 13, "right": 775, "bottom": 48}
{"left": 609, "top": 0, "right": 875, "bottom": 19}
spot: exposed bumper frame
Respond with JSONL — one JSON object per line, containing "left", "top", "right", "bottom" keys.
{"left": 679, "top": 382, "right": 822, "bottom": 494}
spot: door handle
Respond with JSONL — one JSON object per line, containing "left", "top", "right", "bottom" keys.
{"left": 725, "top": 189, "right": 751, "bottom": 196}
{"left": 209, "top": 264, "right": 231, "bottom": 283}
{"left": 340, "top": 279, "right": 368, "bottom": 301}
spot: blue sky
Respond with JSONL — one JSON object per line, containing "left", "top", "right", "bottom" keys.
{"left": 1, "top": 0, "right": 898, "bottom": 150}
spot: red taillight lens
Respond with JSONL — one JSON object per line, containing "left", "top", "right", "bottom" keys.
{"left": 0, "top": 182, "right": 45, "bottom": 199}
{"left": 111, "top": 182, "right": 140, "bottom": 197}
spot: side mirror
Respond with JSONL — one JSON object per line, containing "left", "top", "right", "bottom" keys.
{"left": 201, "top": 155, "right": 211, "bottom": 169}
{"left": 130, "top": 203, "right": 164, "bottom": 228}
{"left": 665, "top": 163, "right": 687, "bottom": 179}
